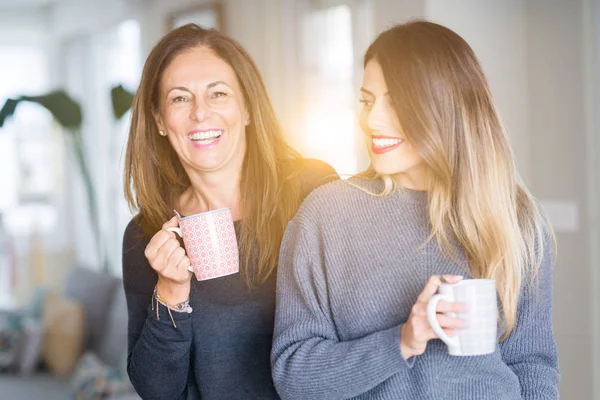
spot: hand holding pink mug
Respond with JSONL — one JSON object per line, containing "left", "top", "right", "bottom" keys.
{"left": 167, "top": 208, "right": 240, "bottom": 281}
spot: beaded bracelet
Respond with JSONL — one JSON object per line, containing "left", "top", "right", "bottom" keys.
{"left": 152, "top": 286, "right": 193, "bottom": 328}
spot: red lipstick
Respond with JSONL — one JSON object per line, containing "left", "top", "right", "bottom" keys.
{"left": 370, "top": 135, "right": 404, "bottom": 154}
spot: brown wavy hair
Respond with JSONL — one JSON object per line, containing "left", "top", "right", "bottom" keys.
{"left": 124, "top": 24, "right": 302, "bottom": 286}
{"left": 359, "top": 20, "right": 556, "bottom": 339}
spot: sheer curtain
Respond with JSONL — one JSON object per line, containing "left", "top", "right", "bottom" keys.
{"left": 0, "top": 47, "right": 54, "bottom": 226}
{"left": 0, "top": 46, "right": 57, "bottom": 305}
{"left": 62, "top": 19, "right": 141, "bottom": 275}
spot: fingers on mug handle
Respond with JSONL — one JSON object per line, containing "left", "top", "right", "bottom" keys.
{"left": 162, "top": 215, "right": 179, "bottom": 229}
{"left": 418, "top": 275, "right": 444, "bottom": 302}
{"left": 427, "top": 294, "right": 460, "bottom": 348}
{"left": 441, "top": 274, "right": 464, "bottom": 284}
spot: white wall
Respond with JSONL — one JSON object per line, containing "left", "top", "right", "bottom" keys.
{"left": 584, "top": 1, "right": 600, "bottom": 398}
{"left": 0, "top": 10, "right": 47, "bottom": 47}
{"left": 527, "top": 1, "right": 594, "bottom": 398}
{"left": 426, "top": 0, "right": 531, "bottom": 183}
{"left": 426, "top": 1, "right": 596, "bottom": 398}
{"left": 370, "top": 0, "right": 424, "bottom": 33}
{"left": 48, "top": 0, "right": 138, "bottom": 40}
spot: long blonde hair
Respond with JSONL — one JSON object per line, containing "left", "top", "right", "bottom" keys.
{"left": 361, "top": 21, "right": 555, "bottom": 339}
{"left": 124, "top": 24, "right": 302, "bottom": 286}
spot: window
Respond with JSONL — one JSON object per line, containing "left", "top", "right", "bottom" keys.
{"left": 62, "top": 19, "right": 141, "bottom": 274}
{"left": 299, "top": 4, "right": 358, "bottom": 176}
{"left": 0, "top": 46, "right": 55, "bottom": 306}
{"left": 0, "top": 47, "right": 53, "bottom": 215}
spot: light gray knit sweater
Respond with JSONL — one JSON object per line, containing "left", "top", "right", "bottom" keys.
{"left": 271, "top": 178, "right": 559, "bottom": 400}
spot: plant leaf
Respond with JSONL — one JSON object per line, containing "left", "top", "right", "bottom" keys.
{"left": 111, "top": 84, "right": 135, "bottom": 120}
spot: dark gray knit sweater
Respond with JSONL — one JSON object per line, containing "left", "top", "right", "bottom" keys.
{"left": 272, "top": 177, "right": 559, "bottom": 400}
{"left": 123, "top": 159, "right": 338, "bottom": 400}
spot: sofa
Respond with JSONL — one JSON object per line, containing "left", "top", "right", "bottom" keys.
{"left": 0, "top": 266, "right": 140, "bottom": 400}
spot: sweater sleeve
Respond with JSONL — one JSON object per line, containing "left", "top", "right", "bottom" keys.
{"left": 271, "top": 215, "right": 414, "bottom": 400}
{"left": 122, "top": 218, "right": 193, "bottom": 400}
{"left": 499, "top": 228, "right": 560, "bottom": 399}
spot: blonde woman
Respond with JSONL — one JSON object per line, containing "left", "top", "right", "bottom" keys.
{"left": 122, "top": 24, "right": 336, "bottom": 399}
{"left": 272, "top": 21, "right": 559, "bottom": 400}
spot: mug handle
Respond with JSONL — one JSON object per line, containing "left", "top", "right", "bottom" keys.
{"left": 165, "top": 227, "right": 194, "bottom": 273}
{"left": 427, "top": 294, "right": 460, "bottom": 348}
{"left": 166, "top": 227, "right": 182, "bottom": 237}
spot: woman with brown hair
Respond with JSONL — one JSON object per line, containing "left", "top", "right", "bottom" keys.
{"left": 272, "top": 21, "right": 559, "bottom": 399}
{"left": 122, "top": 24, "right": 336, "bottom": 399}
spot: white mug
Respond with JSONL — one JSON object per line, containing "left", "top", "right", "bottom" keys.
{"left": 426, "top": 279, "right": 498, "bottom": 356}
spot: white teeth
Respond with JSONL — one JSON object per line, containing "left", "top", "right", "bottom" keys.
{"left": 188, "top": 130, "right": 223, "bottom": 141}
{"left": 373, "top": 138, "right": 403, "bottom": 148}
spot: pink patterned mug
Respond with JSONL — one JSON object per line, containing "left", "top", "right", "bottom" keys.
{"left": 167, "top": 208, "right": 239, "bottom": 281}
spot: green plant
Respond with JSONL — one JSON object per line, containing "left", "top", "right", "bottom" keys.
{"left": 110, "top": 84, "right": 135, "bottom": 120}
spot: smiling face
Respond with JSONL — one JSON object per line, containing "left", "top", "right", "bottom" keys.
{"left": 359, "top": 60, "right": 427, "bottom": 188}
{"left": 155, "top": 46, "right": 248, "bottom": 174}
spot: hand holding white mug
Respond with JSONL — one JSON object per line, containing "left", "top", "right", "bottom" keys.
{"left": 427, "top": 278, "right": 498, "bottom": 356}
{"left": 400, "top": 275, "right": 468, "bottom": 360}
{"left": 144, "top": 216, "right": 193, "bottom": 304}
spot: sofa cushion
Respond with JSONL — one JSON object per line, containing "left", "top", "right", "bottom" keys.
{"left": 64, "top": 266, "right": 119, "bottom": 354}
{"left": 97, "top": 282, "right": 128, "bottom": 369}
{"left": 42, "top": 292, "right": 86, "bottom": 377}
